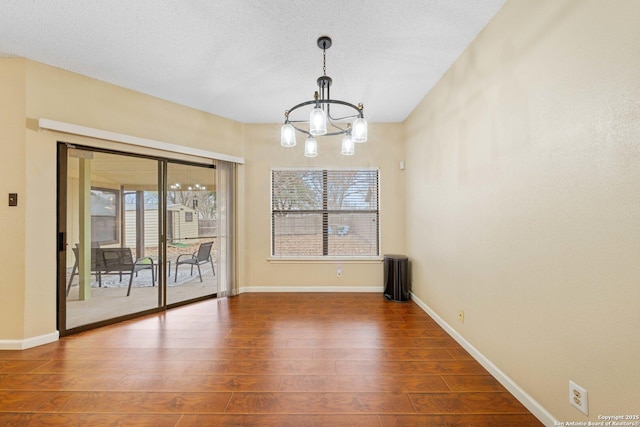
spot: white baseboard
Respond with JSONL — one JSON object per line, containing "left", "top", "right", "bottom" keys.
{"left": 410, "top": 292, "right": 557, "bottom": 427}
{"left": 240, "top": 286, "right": 383, "bottom": 294}
{"left": 0, "top": 331, "right": 59, "bottom": 350}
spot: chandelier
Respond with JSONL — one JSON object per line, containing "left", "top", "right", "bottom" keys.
{"left": 280, "top": 36, "right": 368, "bottom": 157}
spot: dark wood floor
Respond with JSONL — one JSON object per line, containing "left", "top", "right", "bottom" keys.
{"left": 0, "top": 293, "right": 543, "bottom": 426}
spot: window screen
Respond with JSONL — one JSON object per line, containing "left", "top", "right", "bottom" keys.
{"left": 271, "top": 169, "right": 379, "bottom": 257}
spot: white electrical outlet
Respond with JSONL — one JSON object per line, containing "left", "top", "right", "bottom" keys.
{"left": 458, "top": 309, "right": 464, "bottom": 323}
{"left": 569, "top": 380, "right": 588, "bottom": 415}
{"left": 336, "top": 266, "right": 342, "bottom": 277}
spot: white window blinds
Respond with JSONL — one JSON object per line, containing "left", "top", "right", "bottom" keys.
{"left": 271, "top": 169, "right": 379, "bottom": 257}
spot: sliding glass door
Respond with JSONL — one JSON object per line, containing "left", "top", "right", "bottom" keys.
{"left": 62, "top": 147, "right": 163, "bottom": 331}
{"left": 166, "top": 162, "right": 217, "bottom": 305}
{"left": 58, "top": 144, "right": 233, "bottom": 335}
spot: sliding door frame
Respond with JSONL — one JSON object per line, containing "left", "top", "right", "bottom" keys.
{"left": 57, "top": 142, "right": 218, "bottom": 336}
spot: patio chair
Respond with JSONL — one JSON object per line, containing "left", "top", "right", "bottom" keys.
{"left": 66, "top": 244, "right": 105, "bottom": 296}
{"left": 100, "top": 248, "right": 155, "bottom": 296}
{"left": 174, "top": 241, "right": 215, "bottom": 282}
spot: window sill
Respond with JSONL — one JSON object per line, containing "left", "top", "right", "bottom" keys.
{"left": 268, "top": 256, "right": 383, "bottom": 264}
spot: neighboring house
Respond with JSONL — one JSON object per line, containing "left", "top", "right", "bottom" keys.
{"left": 124, "top": 203, "right": 199, "bottom": 247}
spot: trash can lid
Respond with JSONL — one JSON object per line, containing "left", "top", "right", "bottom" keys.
{"left": 383, "top": 254, "right": 408, "bottom": 260}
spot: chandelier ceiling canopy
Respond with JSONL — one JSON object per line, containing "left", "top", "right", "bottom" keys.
{"left": 280, "top": 36, "right": 367, "bottom": 157}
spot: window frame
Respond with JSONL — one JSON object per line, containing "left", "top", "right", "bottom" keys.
{"left": 90, "top": 186, "right": 120, "bottom": 245}
{"left": 270, "top": 167, "right": 380, "bottom": 261}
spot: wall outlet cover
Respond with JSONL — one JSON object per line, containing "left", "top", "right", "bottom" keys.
{"left": 569, "top": 380, "right": 588, "bottom": 415}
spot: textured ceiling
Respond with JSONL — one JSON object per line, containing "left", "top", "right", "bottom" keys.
{"left": 0, "top": 0, "right": 506, "bottom": 124}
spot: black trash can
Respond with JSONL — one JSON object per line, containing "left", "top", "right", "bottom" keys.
{"left": 383, "top": 254, "right": 410, "bottom": 302}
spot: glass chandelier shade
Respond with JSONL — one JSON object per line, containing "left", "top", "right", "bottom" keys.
{"left": 352, "top": 117, "right": 368, "bottom": 143}
{"left": 280, "top": 123, "right": 296, "bottom": 147}
{"left": 304, "top": 136, "right": 318, "bottom": 157}
{"left": 341, "top": 133, "right": 355, "bottom": 155}
{"left": 280, "top": 36, "right": 368, "bottom": 157}
{"left": 309, "top": 107, "right": 327, "bottom": 136}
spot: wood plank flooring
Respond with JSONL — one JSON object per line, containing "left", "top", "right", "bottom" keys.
{"left": 0, "top": 293, "right": 543, "bottom": 426}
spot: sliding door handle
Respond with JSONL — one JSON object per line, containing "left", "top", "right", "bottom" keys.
{"left": 58, "top": 232, "right": 66, "bottom": 252}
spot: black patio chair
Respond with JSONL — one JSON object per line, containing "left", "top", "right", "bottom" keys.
{"left": 174, "top": 241, "right": 215, "bottom": 282}
{"left": 100, "top": 248, "right": 155, "bottom": 296}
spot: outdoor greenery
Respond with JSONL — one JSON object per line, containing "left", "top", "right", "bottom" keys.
{"left": 272, "top": 170, "right": 377, "bottom": 213}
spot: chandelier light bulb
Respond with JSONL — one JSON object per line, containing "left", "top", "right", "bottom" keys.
{"left": 309, "top": 107, "right": 327, "bottom": 136}
{"left": 304, "top": 136, "right": 318, "bottom": 157}
{"left": 352, "top": 117, "right": 368, "bottom": 143}
{"left": 341, "top": 134, "right": 355, "bottom": 155}
{"left": 281, "top": 123, "right": 296, "bottom": 147}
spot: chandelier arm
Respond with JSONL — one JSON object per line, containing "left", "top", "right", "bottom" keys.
{"left": 327, "top": 121, "right": 349, "bottom": 133}
{"left": 289, "top": 123, "right": 347, "bottom": 137}
{"left": 287, "top": 116, "right": 358, "bottom": 124}
{"left": 285, "top": 99, "right": 363, "bottom": 119}
{"left": 319, "top": 99, "right": 361, "bottom": 112}
{"left": 285, "top": 99, "right": 318, "bottom": 116}
{"left": 289, "top": 124, "right": 311, "bottom": 136}
{"left": 320, "top": 129, "right": 349, "bottom": 137}
{"left": 327, "top": 113, "right": 360, "bottom": 122}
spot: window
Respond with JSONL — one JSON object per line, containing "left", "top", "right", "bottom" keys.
{"left": 271, "top": 168, "right": 379, "bottom": 257}
{"left": 91, "top": 188, "right": 119, "bottom": 244}
{"left": 185, "top": 212, "right": 194, "bottom": 222}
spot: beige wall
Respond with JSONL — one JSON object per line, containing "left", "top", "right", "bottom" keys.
{"left": 0, "top": 59, "right": 27, "bottom": 340}
{"left": 242, "top": 122, "right": 405, "bottom": 289}
{"left": 405, "top": 0, "right": 640, "bottom": 421}
{"left": 24, "top": 62, "right": 243, "bottom": 155}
